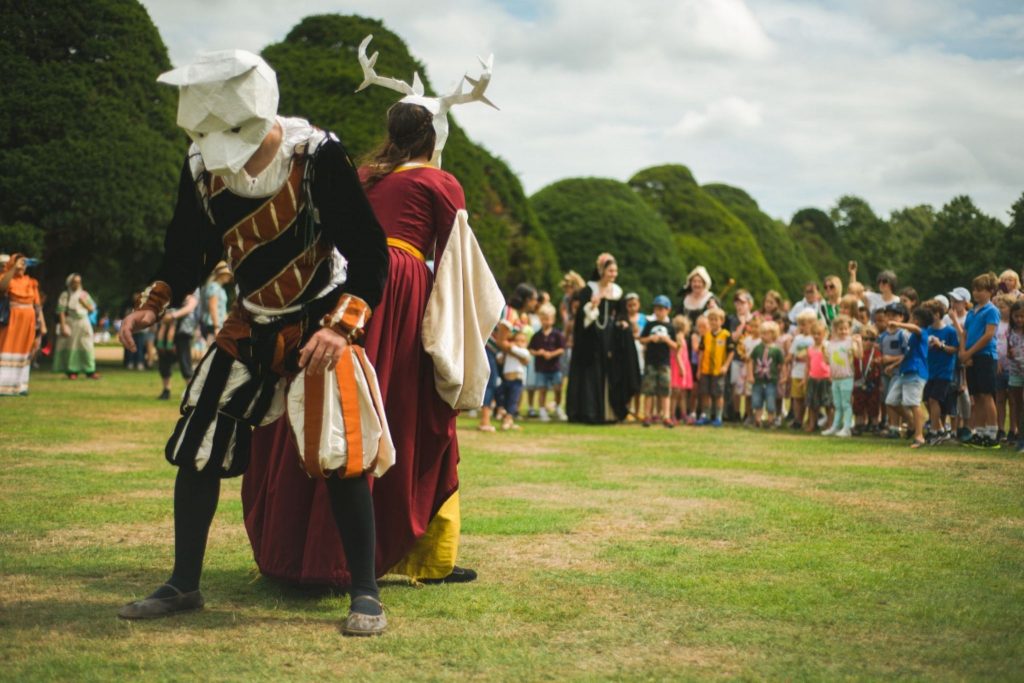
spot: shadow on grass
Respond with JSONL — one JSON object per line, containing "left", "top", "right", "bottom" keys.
{"left": 0, "top": 565, "right": 432, "bottom": 636}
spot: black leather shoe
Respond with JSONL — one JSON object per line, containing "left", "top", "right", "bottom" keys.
{"left": 420, "top": 566, "right": 478, "bottom": 585}
{"left": 117, "top": 584, "right": 204, "bottom": 620}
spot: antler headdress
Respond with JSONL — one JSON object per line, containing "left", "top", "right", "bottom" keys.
{"left": 355, "top": 34, "right": 498, "bottom": 167}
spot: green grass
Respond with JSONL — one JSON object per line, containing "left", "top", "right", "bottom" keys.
{"left": 1, "top": 366, "right": 1023, "bottom": 681}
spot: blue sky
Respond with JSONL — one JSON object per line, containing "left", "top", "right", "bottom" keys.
{"left": 141, "top": 0, "right": 1024, "bottom": 223}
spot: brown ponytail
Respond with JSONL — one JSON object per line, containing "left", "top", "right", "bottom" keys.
{"left": 360, "top": 102, "right": 436, "bottom": 190}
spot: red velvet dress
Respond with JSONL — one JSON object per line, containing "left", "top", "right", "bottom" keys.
{"left": 242, "top": 165, "right": 463, "bottom": 584}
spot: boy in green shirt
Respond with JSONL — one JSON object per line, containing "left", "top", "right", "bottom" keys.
{"left": 746, "top": 320, "right": 785, "bottom": 428}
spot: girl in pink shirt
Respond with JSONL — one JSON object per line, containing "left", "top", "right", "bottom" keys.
{"left": 805, "top": 320, "right": 834, "bottom": 432}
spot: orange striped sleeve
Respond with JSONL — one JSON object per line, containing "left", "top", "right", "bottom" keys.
{"left": 320, "top": 293, "right": 372, "bottom": 342}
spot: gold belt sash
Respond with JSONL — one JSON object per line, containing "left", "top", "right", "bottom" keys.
{"left": 387, "top": 237, "right": 425, "bottom": 262}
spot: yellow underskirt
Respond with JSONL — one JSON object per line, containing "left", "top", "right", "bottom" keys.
{"left": 387, "top": 490, "right": 460, "bottom": 581}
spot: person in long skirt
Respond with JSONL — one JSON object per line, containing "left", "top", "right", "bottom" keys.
{"left": 243, "top": 101, "right": 481, "bottom": 586}
{"left": 53, "top": 273, "right": 100, "bottom": 379}
{"left": 566, "top": 253, "right": 641, "bottom": 423}
{"left": 0, "top": 254, "right": 45, "bottom": 396}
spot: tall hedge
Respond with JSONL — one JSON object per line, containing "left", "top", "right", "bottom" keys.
{"left": 261, "top": 14, "right": 560, "bottom": 291}
{"left": 628, "top": 165, "right": 782, "bottom": 299}
{"left": 703, "top": 183, "right": 818, "bottom": 300}
{"left": 789, "top": 208, "right": 847, "bottom": 285}
{"left": 0, "top": 0, "right": 180, "bottom": 310}
{"left": 531, "top": 178, "right": 685, "bottom": 304}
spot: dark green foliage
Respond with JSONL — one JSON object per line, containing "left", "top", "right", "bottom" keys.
{"left": 789, "top": 208, "right": 847, "bottom": 285}
{"left": 530, "top": 178, "right": 685, "bottom": 303}
{"left": 908, "top": 195, "right": 1007, "bottom": 296}
{"left": 261, "top": 14, "right": 560, "bottom": 291}
{"left": 703, "top": 184, "right": 817, "bottom": 301}
{"left": 628, "top": 165, "right": 782, "bottom": 298}
{"left": 885, "top": 204, "right": 933, "bottom": 279}
{"left": 830, "top": 196, "right": 893, "bottom": 282}
{"left": 1005, "top": 193, "right": 1024, "bottom": 272}
{"left": 0, "top": 0, "right": 181, "bottom": 311}
{"left": 0, "top": 222, "right": 45, "bottom": 257}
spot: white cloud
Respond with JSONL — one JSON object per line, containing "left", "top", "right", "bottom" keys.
{"left": 140, "top": 0, "right": 1024, "bottom": 222}
{"left": 669, "top": 98, "right": 763, "bottom": 138}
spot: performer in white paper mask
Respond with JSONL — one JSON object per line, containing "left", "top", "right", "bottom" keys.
{"left": 242, "top": 35, "right": 503, "bottom": 588}
{"left": 116, "top": 49, "right": 392, "bottom": 636}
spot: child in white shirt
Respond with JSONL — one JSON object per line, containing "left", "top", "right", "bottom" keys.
{"left": 501, "top": 331, "right": 532, "bottom": 430}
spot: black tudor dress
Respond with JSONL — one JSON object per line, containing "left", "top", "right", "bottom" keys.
{"left": 565, "top": 282, "right": 640, "bottom": 424}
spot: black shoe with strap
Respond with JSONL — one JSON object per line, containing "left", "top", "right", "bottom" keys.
{"left": 117, "top": 584, "right": 204, "bottom": 620}
{"left": 419, "top": 566, "right": 478, "bottom": 585}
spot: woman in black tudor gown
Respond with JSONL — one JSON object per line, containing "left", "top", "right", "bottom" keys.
{"left": 566, "top": 253, "right": 640, "bottom": 423}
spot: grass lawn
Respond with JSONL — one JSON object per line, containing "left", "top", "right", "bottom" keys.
{"left": 1, "top": 365, "right": 1022, "bottom": 681}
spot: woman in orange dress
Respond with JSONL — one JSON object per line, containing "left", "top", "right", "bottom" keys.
{"left": 0, "top": 254, "right": 45, "bottom": 396}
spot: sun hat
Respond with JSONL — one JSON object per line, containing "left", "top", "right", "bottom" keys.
{"left": 948, "top": 287, "right": 970, "bottom": 303}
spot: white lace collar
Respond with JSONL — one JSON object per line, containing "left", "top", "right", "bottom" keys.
{"left": 587, "top": 281, "right": 623, "bottom": 301}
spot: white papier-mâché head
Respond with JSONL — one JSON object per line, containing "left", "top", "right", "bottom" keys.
{"left": 157, "top": 50, "right": 279, "bottom": 176}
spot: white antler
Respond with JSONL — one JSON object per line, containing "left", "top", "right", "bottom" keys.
{"left": 355, "top": 35, "right": 424, "bottom": 97}
{"left": 438, "top": 54, "right": 499, "bottom": 113}
{"left": 353, "top": 34, "right": 497, "bottom": 167}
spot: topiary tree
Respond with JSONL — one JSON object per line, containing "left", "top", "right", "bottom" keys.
{"left": 531, "top": 177, "right": 685, "bottom": 304}
{"left": 261, "top": 14, "right": 560, "bottom": 292}
{"left": 703, "top": 183, "right": 817, "bottom": 301}
{"left": 628, "top": 165, "right": 782, "bottom": 301}
{"left": 789, "top": 208, "right": 846, "bottom": 287}
{"left": 0, "top": 0, "right": 181, "bottom": 312}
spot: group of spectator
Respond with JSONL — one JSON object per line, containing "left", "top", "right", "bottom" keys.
{"left": 481, "top": 256, "right": 1024, "bottom": 452}
{"left": 0, "top": 252, "right": 234, "bottom": 400}
{"left": 7, "top": 249, "right": 1022, "bottom": 453}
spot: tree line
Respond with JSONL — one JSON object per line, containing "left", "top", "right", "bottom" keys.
{"left": 1, "top": 2, "right": 1021, "bottom": 313}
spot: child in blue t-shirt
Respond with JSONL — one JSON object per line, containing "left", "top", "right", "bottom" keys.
{"left": 889, "top": 307, "right": 932, "bottom": 448}
{"left": 878, "top": 304, "right": 910, "bottom": 436}
{"left": 953, "top": 273, "right": 1001, "bottom": 448}
{"left": 923, "top": 300, "right": 959, "bottom": 444}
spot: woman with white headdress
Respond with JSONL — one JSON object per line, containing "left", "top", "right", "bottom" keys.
{"left": 53, "top": 273, "right": 99, "bottom": 380}
{"left": 681, "top": 265, "right": 719, "bottom": 327}
{"left": 566, "top": 252, "right": 641, "bottom": 423}
{"left": 242, "top": 37, "right": 502, "bottom": 590}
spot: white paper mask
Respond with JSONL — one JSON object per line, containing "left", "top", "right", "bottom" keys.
{"left": 157, "top": 50, "right": 279, "bottom": 175}
{"left": 355, "top": 35, "right": 497, "bottom": 167}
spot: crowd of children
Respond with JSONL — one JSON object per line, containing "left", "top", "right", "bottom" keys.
{"left": 487, "top": 263, "right": 1024, "bottom": 452}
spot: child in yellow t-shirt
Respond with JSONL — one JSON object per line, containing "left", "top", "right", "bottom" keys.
{"left": 696, "top": 308, "right": 735, "bottom": 426}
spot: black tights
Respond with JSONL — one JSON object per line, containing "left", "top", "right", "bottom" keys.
{"left": 163, "top": 466, "right": 379, "bottom": 608}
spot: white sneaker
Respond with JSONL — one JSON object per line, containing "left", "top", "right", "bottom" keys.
{"left": 556, "top": 407, "right": 568, "bottom": 422}
{"left": 821, "top": 426, "right": 839, "bottom": 436}
{"left": 836, "top": 427, "right": 852, "bottom": 438}
{"left": 817, "top": 414, "right": 828, "bottom": 428}
{"left": 538, "top": 408, "right": 551, "bottom": 422}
